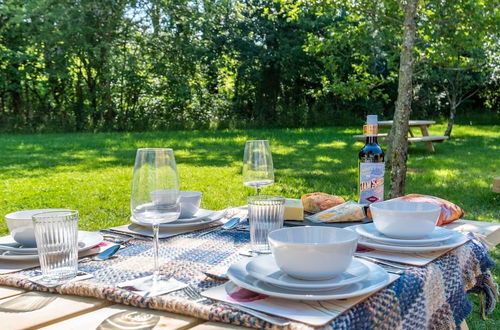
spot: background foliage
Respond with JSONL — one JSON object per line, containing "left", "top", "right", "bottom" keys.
{"left": 0, "top": 0, "right": 498, "bottom": 133}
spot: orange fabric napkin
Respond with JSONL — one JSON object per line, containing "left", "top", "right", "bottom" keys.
{"left": 366, "top": 194, "right": 464, "bottom": 226}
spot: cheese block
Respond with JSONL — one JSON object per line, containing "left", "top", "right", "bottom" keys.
{"left": 284, "top": 198, "right": 304, "bottom": 221}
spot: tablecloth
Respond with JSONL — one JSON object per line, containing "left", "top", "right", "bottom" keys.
{"left": 0, "top": 226, "right": 496, "bottom": 329}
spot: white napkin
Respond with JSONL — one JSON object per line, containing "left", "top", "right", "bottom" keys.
{"left": 108, "top": 223, "right": 220, "bottom": 239}
{"left": 202, "top": 274, "right": 399, "bottom": 327}
{"left": 116, "top": 276, "right": 187, "bottom": 297}
{"left": 28, "top": 271, "right": 94, "bottom": 287}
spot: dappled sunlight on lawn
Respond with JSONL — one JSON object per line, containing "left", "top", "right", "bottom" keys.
{"left": 0, "top": 125, "right": 498, "bottom": 229}
{"left": 430, "top": 168, "right": 461, "bottom": 180}
{"left": 315, "top": 155, "right": 342, "bottom": 163}
{"left": 316, "top": 141, "right": 348, "bottom": 149}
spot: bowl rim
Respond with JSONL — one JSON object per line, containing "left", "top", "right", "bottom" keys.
{"left": 180, "top": 191, "right": 202, "bottom": 197}
{"left": 268, "top": 226, "right": 359, "bottom": 247}
{"left": 5, "top": 208, "right": 72, "bottom": 221}
{"left": 369, "top": 201, "right": 441, "bottom": 213}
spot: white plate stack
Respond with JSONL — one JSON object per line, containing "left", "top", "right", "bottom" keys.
{"left": 352, "top": 223, "right": 467, "bottom": 253}
{"left": 0, "top": 232, "right": 103, "bottom": 261}
{"left": 226, "top": 255, "right": 391, "bottom": 301}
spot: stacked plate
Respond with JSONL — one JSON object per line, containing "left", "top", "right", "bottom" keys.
{"left": 0, "top": 231, "right": 103, "bottom": 261}
{"left": 130, "top": 209, "right": 224, "bottom": 229}
{"left": 352, "top": 223, "right": 466, "bottom": 253}
{"left": 226, "top": 255, "right": 391, "bottom": 300}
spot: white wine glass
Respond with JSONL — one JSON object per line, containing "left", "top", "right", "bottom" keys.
{"left": 242, "top": 140, "right": 274, "bottom": 195}
{"left": 131, "top": 148, "right": 180, "bottom": 293}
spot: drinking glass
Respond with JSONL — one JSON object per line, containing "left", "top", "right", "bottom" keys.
{"left": 247, "top": 195, "right": 285, "bottom": 254}
{"left": 242, "top": 140, "right": 274, "bottom": 195}
{"left": 32, "top": 210, "right": 79, "bottom": 286}
{"left": 131, "top": 148, "right": 181, "bottom": 293}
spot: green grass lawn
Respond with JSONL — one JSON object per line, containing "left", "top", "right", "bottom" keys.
{"left": 0, "top": 124, "right": 498, "bottom": 327}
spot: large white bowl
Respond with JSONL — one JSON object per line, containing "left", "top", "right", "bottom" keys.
{"left": 369, "top": 201, "right": 441, "bottom": 239}
{"left": 268, "top": 226, "right": 359, "bottom": 280}
{"left": 5, "top": 209, "right": 70, "bottom": 247}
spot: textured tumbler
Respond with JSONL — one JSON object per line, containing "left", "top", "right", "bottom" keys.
{"left": 32, "top": 210, "right": 79, "bottom": 285}
{"left": 248, "top": 195, "right": 285, "bottom": 253}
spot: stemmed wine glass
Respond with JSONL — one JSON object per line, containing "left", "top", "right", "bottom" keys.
{"left": 242, "top": 140, "right": 274, "bottom": 195}
{"left": 131, "top": 148, "right": 181, "bottom": 292}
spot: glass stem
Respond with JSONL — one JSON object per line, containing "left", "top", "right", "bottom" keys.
{"left": 257, "top": 186, "right": 261, "bottom": 195}
{"left": 152, "top": 223, "right": 160, "bottom": 290}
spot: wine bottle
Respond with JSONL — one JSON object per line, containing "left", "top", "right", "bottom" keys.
{"left": 358, "top": 115, "right": 385, "bottom": 204}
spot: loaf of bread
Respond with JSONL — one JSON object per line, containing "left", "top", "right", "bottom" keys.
{"left": 307, "top": 201, "right": 365, "bottom": 223}
{"left": 301, "top": 192, "right": 345, "bottom": 214}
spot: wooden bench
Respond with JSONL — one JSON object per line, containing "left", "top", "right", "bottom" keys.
{"left": 353, "top": 133, "right": 388, "bottom": 142}
{"left": 354, "top": 120, "right": 449, "bottom": 152}
{"left": 407, "top": 135, "right": 448, "bottom": 144}
{"left": 353, "top": 134, "right": 448, "bottom": 152}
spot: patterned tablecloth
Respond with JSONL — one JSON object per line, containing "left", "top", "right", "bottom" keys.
{"left": 0, "top": 224, "right": 496, "bottom": 329}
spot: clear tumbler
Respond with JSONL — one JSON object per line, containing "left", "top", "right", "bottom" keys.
{"left": 32, "top": 210, "right": 79, "bottom": 285}
{"left": 248, "top": 195, "right": 285, "bottom": 254}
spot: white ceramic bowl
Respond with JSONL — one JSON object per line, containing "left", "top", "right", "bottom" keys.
{"left": 268, "top": 226, "right": 359, "bottom": 280}
{"left": 5, "top": 209, "right": 71, "bottom": 247}
{"left": 180, "top": 191, "right": 202, "bottom": 218}
{"left": 369, "top": 201, "right": 441, "bottom": 239}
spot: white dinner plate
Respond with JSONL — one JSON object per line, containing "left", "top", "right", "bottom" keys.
{"left": 246, "top": 255, "right": 370, "bottom": 291}
{"left": 0, "top": 236, "right": 38, "bottom": 254}
{"left": 227, "top": 258, "right": 390, "bottom": 301}
{"left": 0, "top": 231, "right": 103, "bottom": 261}
{"left": 350, "top": 226, "right": 469, "bottom": 253}
{"left": 130, "top": 209, "right": 223, "bottom": 228}
{"left": 355, "top": 223, "right": 454, "bottom": 246}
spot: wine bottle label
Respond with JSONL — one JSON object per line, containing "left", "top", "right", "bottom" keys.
{"left": 363, "top": 125, "right": 378, "bottom": 136}
{"left": 359, "top": 162, "right": 385, "bottom": 204}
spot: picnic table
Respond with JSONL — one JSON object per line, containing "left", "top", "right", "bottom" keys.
{"left": 354, "top": 120, "right": 448, "bottom": 152}
{"left": 0, "top": 219, "right": 498, "bottom": 329}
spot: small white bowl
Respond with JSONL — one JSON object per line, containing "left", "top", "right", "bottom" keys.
{"left": 5, "top": 208, "right": 70, "bottom": 247}
{"left": 369, "top": 201, "right": 441, "bottom": 239}
{"left": 150, "top": 189, "right": 179, "bottom": 205}
{"left": 180, "top": 191, "right": 202, "bottom": 218}
{"left": 268, "top": 226, "right": 359, "bottom": 280}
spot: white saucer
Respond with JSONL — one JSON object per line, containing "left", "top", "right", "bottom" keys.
{"left": 227, "top": 258, "right": 390, "bottom": 300}
{"left": 350, "top": 227, "right": 469, "bottom": 253}
{"left": 355, "top": 223, "right": 454, "bottom": 246}
{"left": 0, "top": 231, "right": 103, "bottom": 261}
{"left": 246, "top": 255, "right": 369, "bottom": 291}
{"left": 130, "top": 209, "right": 223, "bottom": 228}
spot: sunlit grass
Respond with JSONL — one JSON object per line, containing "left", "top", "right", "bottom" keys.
{"left": 0, "top": 124, "right": 498, "bottom": 327}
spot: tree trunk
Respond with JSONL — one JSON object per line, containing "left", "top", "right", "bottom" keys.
{"left": 151, "top": 1, "right": 160, "bottom": 36}
{"left": 444, "top": 94, "right": 457, "bottom": 137}
{"left": 387, "top": 0, "right": 419, "bottom": 199}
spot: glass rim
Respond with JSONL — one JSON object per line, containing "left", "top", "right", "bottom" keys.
{"left": 32, "top": 210, "right": 79, "bottom": 221}
{"left": 247, "top": 195, "right": 285, "bottom": 204}
{"left": 136, "top": 148, "right": 173, "bottom": 152}
{"left": 245, "top": 140, "right": 269, "bottom": 143}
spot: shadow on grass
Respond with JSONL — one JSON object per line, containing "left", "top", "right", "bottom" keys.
{"left": 0, "top": 129, "right": 498, "bottom": 200}
{"left": 0, "top": 129, "right": 354, "bottom": 178}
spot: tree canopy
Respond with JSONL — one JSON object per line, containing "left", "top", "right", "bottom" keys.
{"left": 0, "top": 0, "right": 498, "bottom": 132}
